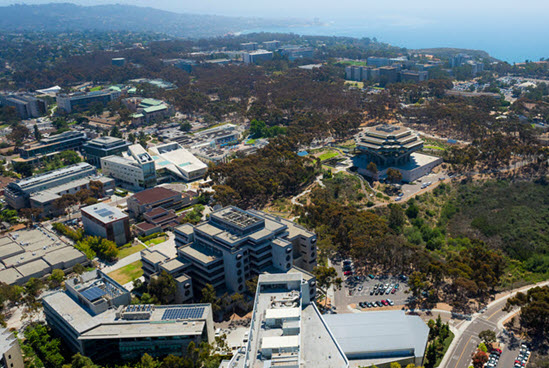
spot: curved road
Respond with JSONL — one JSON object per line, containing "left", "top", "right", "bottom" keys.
{"left": 441, "top": 280, "right": 549, "bottom": 368}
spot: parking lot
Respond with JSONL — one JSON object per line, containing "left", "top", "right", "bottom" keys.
{"left": 332, "top": 261, "right": 411, "bottom": 311}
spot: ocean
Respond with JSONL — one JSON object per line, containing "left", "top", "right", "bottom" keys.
{"left": 242, "top": 18, "right": 549, "bottom": 63}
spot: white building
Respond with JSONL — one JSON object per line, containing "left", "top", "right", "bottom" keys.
{"left": 149, "top": 142, "right": 208, "bottom": 182}
{"left": 101, "top": 144, "right": 157, "bottom": 191}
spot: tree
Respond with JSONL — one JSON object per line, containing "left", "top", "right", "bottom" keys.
{"left": 48, "top": 269, "right": 64, "bottom": 289}
{"left": 70, "top": 353, "right": 98, "bottom": 368}
{"left": 33, "top": 125, "right": 42, "bottom": 141}
{"left": 200, "top": 283, "right": 221, "bottom": 315}
{"left": 72, "top": 263, "right": 85, "bottom": 275}
{"left": 8, "top": 124, "right": 30, "bottom": 145}
{"left": 180, "top": 122, "right": 192, "bottom": 132}
{"left": 138, "top": 131, "right": 148, "bottom": 148}
{"left": 148, "top": 271, "right": 177, "bottom": 305}
{"left": 479, "top": 329, "right": 496, "bottom": 343}
{"left": 313, "top": 265, "right": 342, "bottom": 307}
{"left": 367, "top": 161, "right": 378, "bottom": 175}
{"left": 478, "top": 342, "right": 488, "bottom": 353}
{"left": 137, "top": 353, "right": 159, "bottom": 368}
{"left": 472, "top": 350, "right": 488, "bottom": 368}
{"left": 110, "top": 125, "right": 122, "bottom": 138}
{"left": 386, "top": 168, "right": 402, "bottom": 183}
{"left": 390, "top": 363, "right": 401, "bottom": 368}
{"left": 12, "top": 161, "right": 33, "bottom": 177}
{"left": 388, "top": 204, "right": 405, "bottom": 233}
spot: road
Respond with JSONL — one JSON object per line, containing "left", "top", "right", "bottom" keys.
{"left": 442, "top": 280, "right": 549, "bottom": 368}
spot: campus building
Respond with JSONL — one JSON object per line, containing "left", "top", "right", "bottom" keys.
{"left": 242, "top": 50, "right": 273, "bottom": 64}
{"left": 0, "top": 227, "right": 87, "bottom": 285}
{"left": 18, "top": 131, "right": 88, "bottom": 159}
{"left": 42, "top": 270, "right": 214, "bottom": 362}
{"left": 56, "top": 88, "right": 122, "bottom": 113}
{"left": 142, "top": 206, "right": 317, "bottom": 295}
{"left": 149, "top": 143, "right": 208, "bottom": 182}
{"left": 353, "top": 124, "right": 442, "bottom": 182}
{"left": 0, "top": 328, "right": 24, "bottom": 368}
{"left": 126, "top": 186, "right": 187, "bottom": 218}
{"left": 101, "top": 144, "right": 157, "bottom": 191}
{"left": 222, "top": 273, "right": 429, "bottom": 368}
{"left": 0, "top": 93, "right": 47, "bottom": 119}
{"left": 81, "top": 203, "right": 130, "bottom": 246}
{"left": 82, "top": 136, "right": 131, "bottom": 167}
{"left": 5, "top": 162, "right": 97, "bottom": 209}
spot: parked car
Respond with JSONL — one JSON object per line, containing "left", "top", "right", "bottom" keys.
{"left": 344, "top": 270, "right": 353, "bottom": 276}
{"left": 391, "top": 288, "right": 397, "bottom": 294}
{"left": 369, "top": 274, "right": 375, "bottom": 279}
{"left": 387, "top": 299, "right": 394, "bottom": 306}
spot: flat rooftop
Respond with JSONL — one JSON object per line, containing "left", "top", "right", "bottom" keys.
{"left": 81, "top": 203, "right": 128, "bottom": 223}
{"left": 323, "top": 311, "right": 429, "bottom": 360}
{"left": 212, "top": 207, "right": 264, "bottom": 230}
{"left": 179, "top": 243, "right": 219, "bottom": 264}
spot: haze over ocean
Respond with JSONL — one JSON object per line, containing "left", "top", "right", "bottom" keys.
{"left": 243, "top": 17, "right": 549, "bottom": 63}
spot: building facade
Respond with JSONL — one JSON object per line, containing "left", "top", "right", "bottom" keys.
{"left": 81, "top": 203, "right": 130, "bottom": 245}
{"left": 143, "top": 206, "right": 317, "bottom": 295}
{"left": 82, "top": 136, "right": 131, "bottom": 167}
{"left": 0, "top": 93, "right": 47, "bottom": 119}
{"left": 0, "top": 329, "right": 24, "bottom": 368}
{"left": 42, "top": 270, "right": 214, "bottom": 362}
{"left": 5, "top": 162, "right": 97, "bottom": 209}
{"left": 57, "top": 89, "right": 122, "bottom": 113}
{"left": 19, "top": 131, "right": 87, "bottom": 159}
{"left": 242, "top": 50, "right": 273, "bottom": 64}
{"left": 126, "top": 187, "right": 185, "bottom": 218}
{"left": 101, "top": 144, "right": 157, "bottom": 191}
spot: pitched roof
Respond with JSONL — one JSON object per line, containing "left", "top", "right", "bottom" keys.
{"left": 130, "top": 187, "right": 180, "bottom": 205}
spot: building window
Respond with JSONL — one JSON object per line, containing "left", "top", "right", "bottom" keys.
{"left": 238, "top": 285, "right": 243, "bottom": 291}
{"left": 236, "top": 262, "right": 242, "bottom": 268}
{"left": 286, "top": 255, "right": 291, "bottom": 261}
{"left": 286, "top": 263, "right": 291, "bottom": 269}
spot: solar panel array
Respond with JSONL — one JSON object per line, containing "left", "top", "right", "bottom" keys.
{"left": 81, "top": 286, "right": 107, "bottom": 302}
{"left": 161, "top": 307, "right": 205, "bottom": 320}
{"left": 96, "top": 208, "right": 114, "bottom": 218}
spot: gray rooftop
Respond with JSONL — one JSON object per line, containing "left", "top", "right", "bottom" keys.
{"left": 322, "top": 311, "right": 429, "bottom": 360}
{"left": 81, "top": 203, "right": 128, "bottom": 223}
{"left": 14, "top": 162, "right": 94, "bottom": 189}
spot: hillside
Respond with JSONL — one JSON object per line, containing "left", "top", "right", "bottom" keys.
{"left": 0, "top": 3, "right": 302, "bottom": 38}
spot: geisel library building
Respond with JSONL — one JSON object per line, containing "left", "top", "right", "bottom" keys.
{"left": 353, "top": 124, "right": 442, "bottom": 182}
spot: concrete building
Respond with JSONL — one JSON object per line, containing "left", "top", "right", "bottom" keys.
{"left": 19, "top": 131, "right": 87, "bottom": 159}
{"left": 42, "top": 270, "right": 214, "bottom": 362}
{"left": 0, "top": 227, "right": 87, "bottom": 285}
{"left": 111, "top": 58, "right": 126, "bottom": 66}
{"left": 81, "top": 203, "right": 130, "bottom": 245}
{"left": 224, "top": 273, "right": 429, "bottom": 368}
{"left": 149, "top": 143, "right": 208, "bottom": 182}
{"left": 0, "top": 93, "right": 47, "bottom": 119}
{"left": 241, "top": 42, "right": 259, "bottom": 51}
{"left": 280, "top": 46, "right": 314, "bottom": 60}
{"left": 467, "top": 60, "right": 485, "bottom": 76}
{"left": 5, "top": 162, "right": 97, "bottom": 209}
{"left": 82, "top": 136, "right": 131, "bottom": 167}
{"left": 0, "top": 328, "right": 24, "bottom": 368}
{"left": 101, "top": 144, "right": 157, "bottom": 191}
{"left": 126, "top": 186, "right": 185, "bottom": 218}
{"left": 162, "top": 59, "right": 197, "bottom": 73}
{"left": 367, "top": 57, "right": 391, "bottom": 67}
{"left": 262, "top": 40, "right": 281, "bottom": 51}
{"left": 353, "top": 124, "right": 442, "bottom": 182}
{"left": 28, "top": 175, "right": 114, "bottom": 218}
{"left": 450, "top": 53, "right": 472, "bottom": 68}
{"left": 144, "top": 206, "right": 317, "bottom": 295}
{"left": 400, "top": 70, "right": 429, "bottom": 83}
{"left": 242, "top": 50, "right": 273, "bottom": 64}
{"left": 225, "top": 273, "right": 345, "bottom": 368}
{"left": 135, "top": 207, "right": 181, "bottom": 236}
{"left": 57, "top": 88, "right": 122, "bottom": 113}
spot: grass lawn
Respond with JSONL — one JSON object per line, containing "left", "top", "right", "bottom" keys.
{"left": 118, "top": 243, "right": 146, "bottom": 259}
{"left": 108, "top": 260, "right": 143, "bottom": 285}
{"left": 424, "top": 145, "right": 446, "bottom": 151}
{"left": 246, "top": 138, "right": 257, "bottom": 145}
{"left": 318, "top": 151, "right": 339, "bottom": 161}
{"left": 339, "top": 60, "right": 368, "bottom": 67}
{"left": 145, "top": 237, "right": 166, "bottom": 246}
{"left": 344, "top": 81, "right": 364, "bottom": 89}
{"left": 90, "top": 86, "right": 102, "bottom": 91}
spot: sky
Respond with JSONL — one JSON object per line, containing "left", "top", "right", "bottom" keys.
{"left": 2, "top": 0, "right": 548, "bottom": 61}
